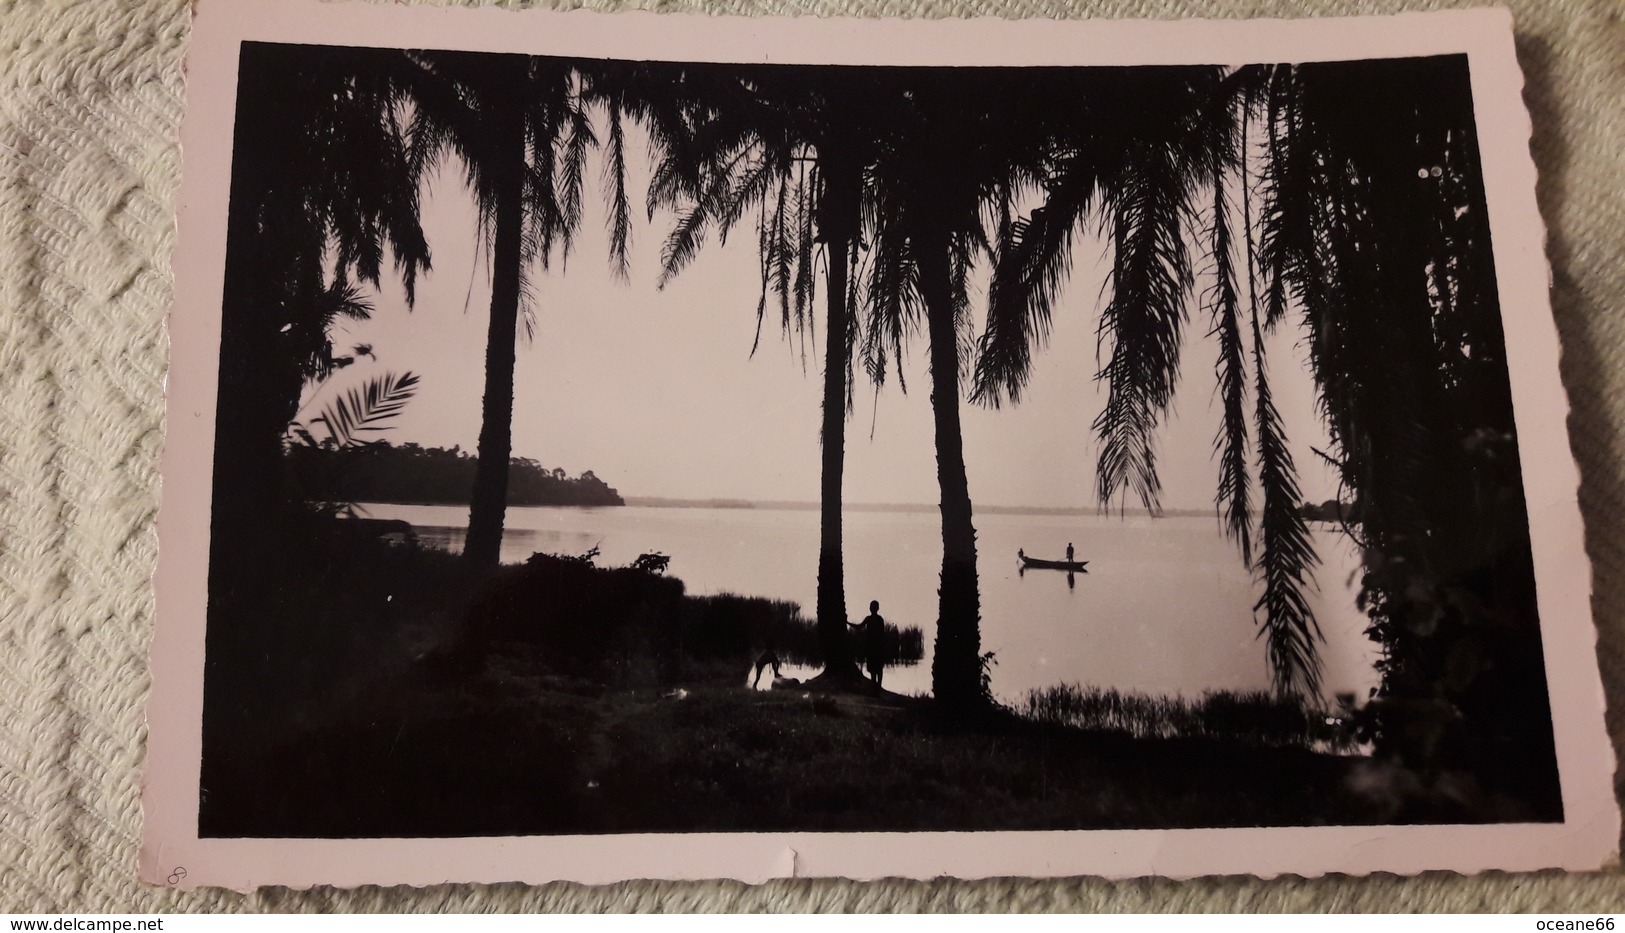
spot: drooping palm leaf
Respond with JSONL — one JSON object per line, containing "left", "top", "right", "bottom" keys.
{"left": 559, "top": 95, "right": 595, "bottom": 256}
{"left": 772, "top": 173, "right": 802, "bottom": 348}
{"left": 1249, "top": 312, "right": 1323, "bottom": 698}
{"left": 859, "top": 180, "right": 922, "bottom": 394}
{"left": 1092, "top": 138, "right": 1199, "bottom": 512}
{"left": 793, "top": 161, "right": 818, "bottom": 331}
{"left": 947, "top": 221, "right": 979, "bottom": 381}
{"left": 972, "top": 157, "right": 1101, "bottom": 408}
{"left": 1208, "top": 158, "right": 1253, "bottom": 567}
{"left": 603, "top": 99, "right": 633, "bottom": 279}
{"left": 656, "top": 199, "right": 716, "bottom": 288}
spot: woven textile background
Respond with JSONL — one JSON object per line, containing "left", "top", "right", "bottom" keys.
{"left": 0, "top": 0, "right": 1620, "bottom": 912}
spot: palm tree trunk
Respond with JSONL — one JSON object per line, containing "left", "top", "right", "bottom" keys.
{"left": 815, "top": 154, "right": 862, "bottom": 678}
{"left": 919, "top": 235, "right": 982, "bottom": 711}
{"left": 211, "top": 53, "right": 304, "bottom": 559}
{"left": 815, "top": 230, "right": 857, "bottom": 676}
{"left": 212, "top": 282, "right": 292, "bottom": 542}
{"left": 210, "top": 195, "right": 309, "bottom": 591}
{"left": 463, "top": 119, "right": 526, "bottom": 572}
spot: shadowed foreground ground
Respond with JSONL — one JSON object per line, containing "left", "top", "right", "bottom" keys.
{"left": 198, "top": 534, "right": 1542, "bottom": 837}
{"left": 205, "top": 658, "right": 1407, "bottom": 837}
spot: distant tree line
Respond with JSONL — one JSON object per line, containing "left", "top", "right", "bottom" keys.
{"left": 287, "top": 440, "right": 623, "bottom": 507}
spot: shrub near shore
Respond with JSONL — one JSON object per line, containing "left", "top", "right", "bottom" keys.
{"left": 459, "top": 550, "right": 923, "bottom": 683}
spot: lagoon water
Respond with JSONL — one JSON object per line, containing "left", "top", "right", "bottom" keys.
{"left": 363, "top": 502, "right": 1381, "bottom": 706}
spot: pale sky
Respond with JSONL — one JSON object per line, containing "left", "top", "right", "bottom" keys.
{"left": 315, "top": 114, "right": 1336, "bottom": 513}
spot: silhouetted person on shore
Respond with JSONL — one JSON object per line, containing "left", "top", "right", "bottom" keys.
{"left": 752, "top": 643, "right": 782, "bottom": 688}
{"left": 850, "top": 600, "right": 887, "bottom": 687}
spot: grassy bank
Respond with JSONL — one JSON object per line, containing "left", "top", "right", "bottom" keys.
{"left": 199, "top": 525, "right": 1537, "bottom": 837}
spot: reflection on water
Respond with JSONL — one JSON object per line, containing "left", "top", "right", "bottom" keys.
{"left": 367, "top": 503, "right": 1379, "bottom": 706}
{"left": 1018, "top": 564, "right": 1079, "bottom": 589}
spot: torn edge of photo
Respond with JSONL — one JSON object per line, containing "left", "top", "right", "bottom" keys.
{"left": 144, "top": 0, "right": 1620, "bottom": 890}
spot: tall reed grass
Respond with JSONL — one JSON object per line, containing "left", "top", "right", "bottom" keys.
{"left": 1022, "top": 683, "right": 1355, "bottom": 751}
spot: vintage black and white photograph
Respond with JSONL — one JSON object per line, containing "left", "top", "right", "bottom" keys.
{"left": 145, "top": 0, "right": 1617, "bottom": 887}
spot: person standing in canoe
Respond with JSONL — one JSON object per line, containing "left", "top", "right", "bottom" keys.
{"left": 850, "top": 600, "right": 887, "bottom": 687}
{"left": 1066, "top": 542, "right": 1075, "bottom": 563}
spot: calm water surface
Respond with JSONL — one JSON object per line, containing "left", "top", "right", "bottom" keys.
{"left": 363, "top": 502, "right": 1380, "bottom": 705}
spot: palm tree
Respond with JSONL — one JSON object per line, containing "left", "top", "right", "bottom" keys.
{"left": 860, "top": 71, "right": 1054, "bottom": 710}
{"left": 969, "top": 66, "right": 1328, "bottom": 698}
{"left": 404, "top": 51, "right": 592, "bottom": 572}
{"left": 1253, "top": 56, "right": 1556, "bottom": 794}
{"left": 206, "top": 44, "right": 435, "bottom": 782}
{"left": 214, "top": 42, "right": 431, "bottom": 550}
{"left": 972, "top": 55, "right": 1555, "bottom": 797}
{"left": 626, "top": 63, "right": 887, "bottom": 679}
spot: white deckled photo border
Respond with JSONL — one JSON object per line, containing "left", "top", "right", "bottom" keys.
{"left": 144, "top": 0, "right": 1618, "bottom": 890}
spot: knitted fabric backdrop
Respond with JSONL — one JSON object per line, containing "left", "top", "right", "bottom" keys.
{"left": 0, "top": 0, "right": 1620, "bottom": 913}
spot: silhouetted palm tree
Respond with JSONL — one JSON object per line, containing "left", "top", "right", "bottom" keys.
{"left": 206, "top": 45, "right": 435, "bottom": 788}
{"left": 404, "top": 51, "right": 591, "bottom": 572}
{"left": 1253, "top": 57, "right": 1556, "bottom": 797}
{"left": 628, "top": 64, "right": 892, "bottom": 679}
{"left": 970, "top": 67, "right": 1327, "bottom": 698}
{"left": 972, "top": 56, "right": 1554, "bottom": 797}
{"left": 215, "top": 43, "right": 431, "bottom": 547}
{"left": 860, "top": 72, "right": 1055, "bottom": 710}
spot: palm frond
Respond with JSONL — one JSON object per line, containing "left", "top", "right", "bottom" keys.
{"left": 972, "top": 157, "right": 1100, "bottom": 408}
{"left": 844, "top": 237, "right": 864, "bottom": 413}
{"left": 792, "top": 163, "right": 818, "bottom": 331}
{"left": 712, "top": 149, "right": 778, "bottom": 244}
{"left": 521, "top": 153, "right": 558, "bottom": 272}
{"left": 948, "top": 229, "right": 977, "bottom": 380}
{"left": 1259, "top": 66, "right": 1323, "bottom": 332}
{"left": 603, "top": 99, "right": 633, "bottom": 279}
{"left": 750, "top": 203, "right": 772, "bottom": 357}
{"left": 770, "top": 174, "right": 794, "bottom": 334}
{"left": 654, "top": 144, "right": 775, "bottom": 287}
{"left": 1250, "top": 311, "right": 1323, "bottom": 698}
{"left": 318, "top": 280, "right": 375, "bottom": 324}
{"left": 311, "top": 370, "right": 421, "bottom": 449}
{"left": 1092, "top": 141, "right": 1198, "bottom": 512}
{"left": 860, "top": 193, "right": 923, "bottom": 394}
{"left": 657, "top": 202, "right": 714, "bottom": 289}
{"left": 558, "top": 95, "right": 595, "bottom": 266}
{"left": 1208, "top": 163, "right": 1253, "bottom": 566}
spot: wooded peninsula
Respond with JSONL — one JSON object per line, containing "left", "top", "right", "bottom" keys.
{"left": 286, "top": 440, "right": 624, "bottom": 507}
